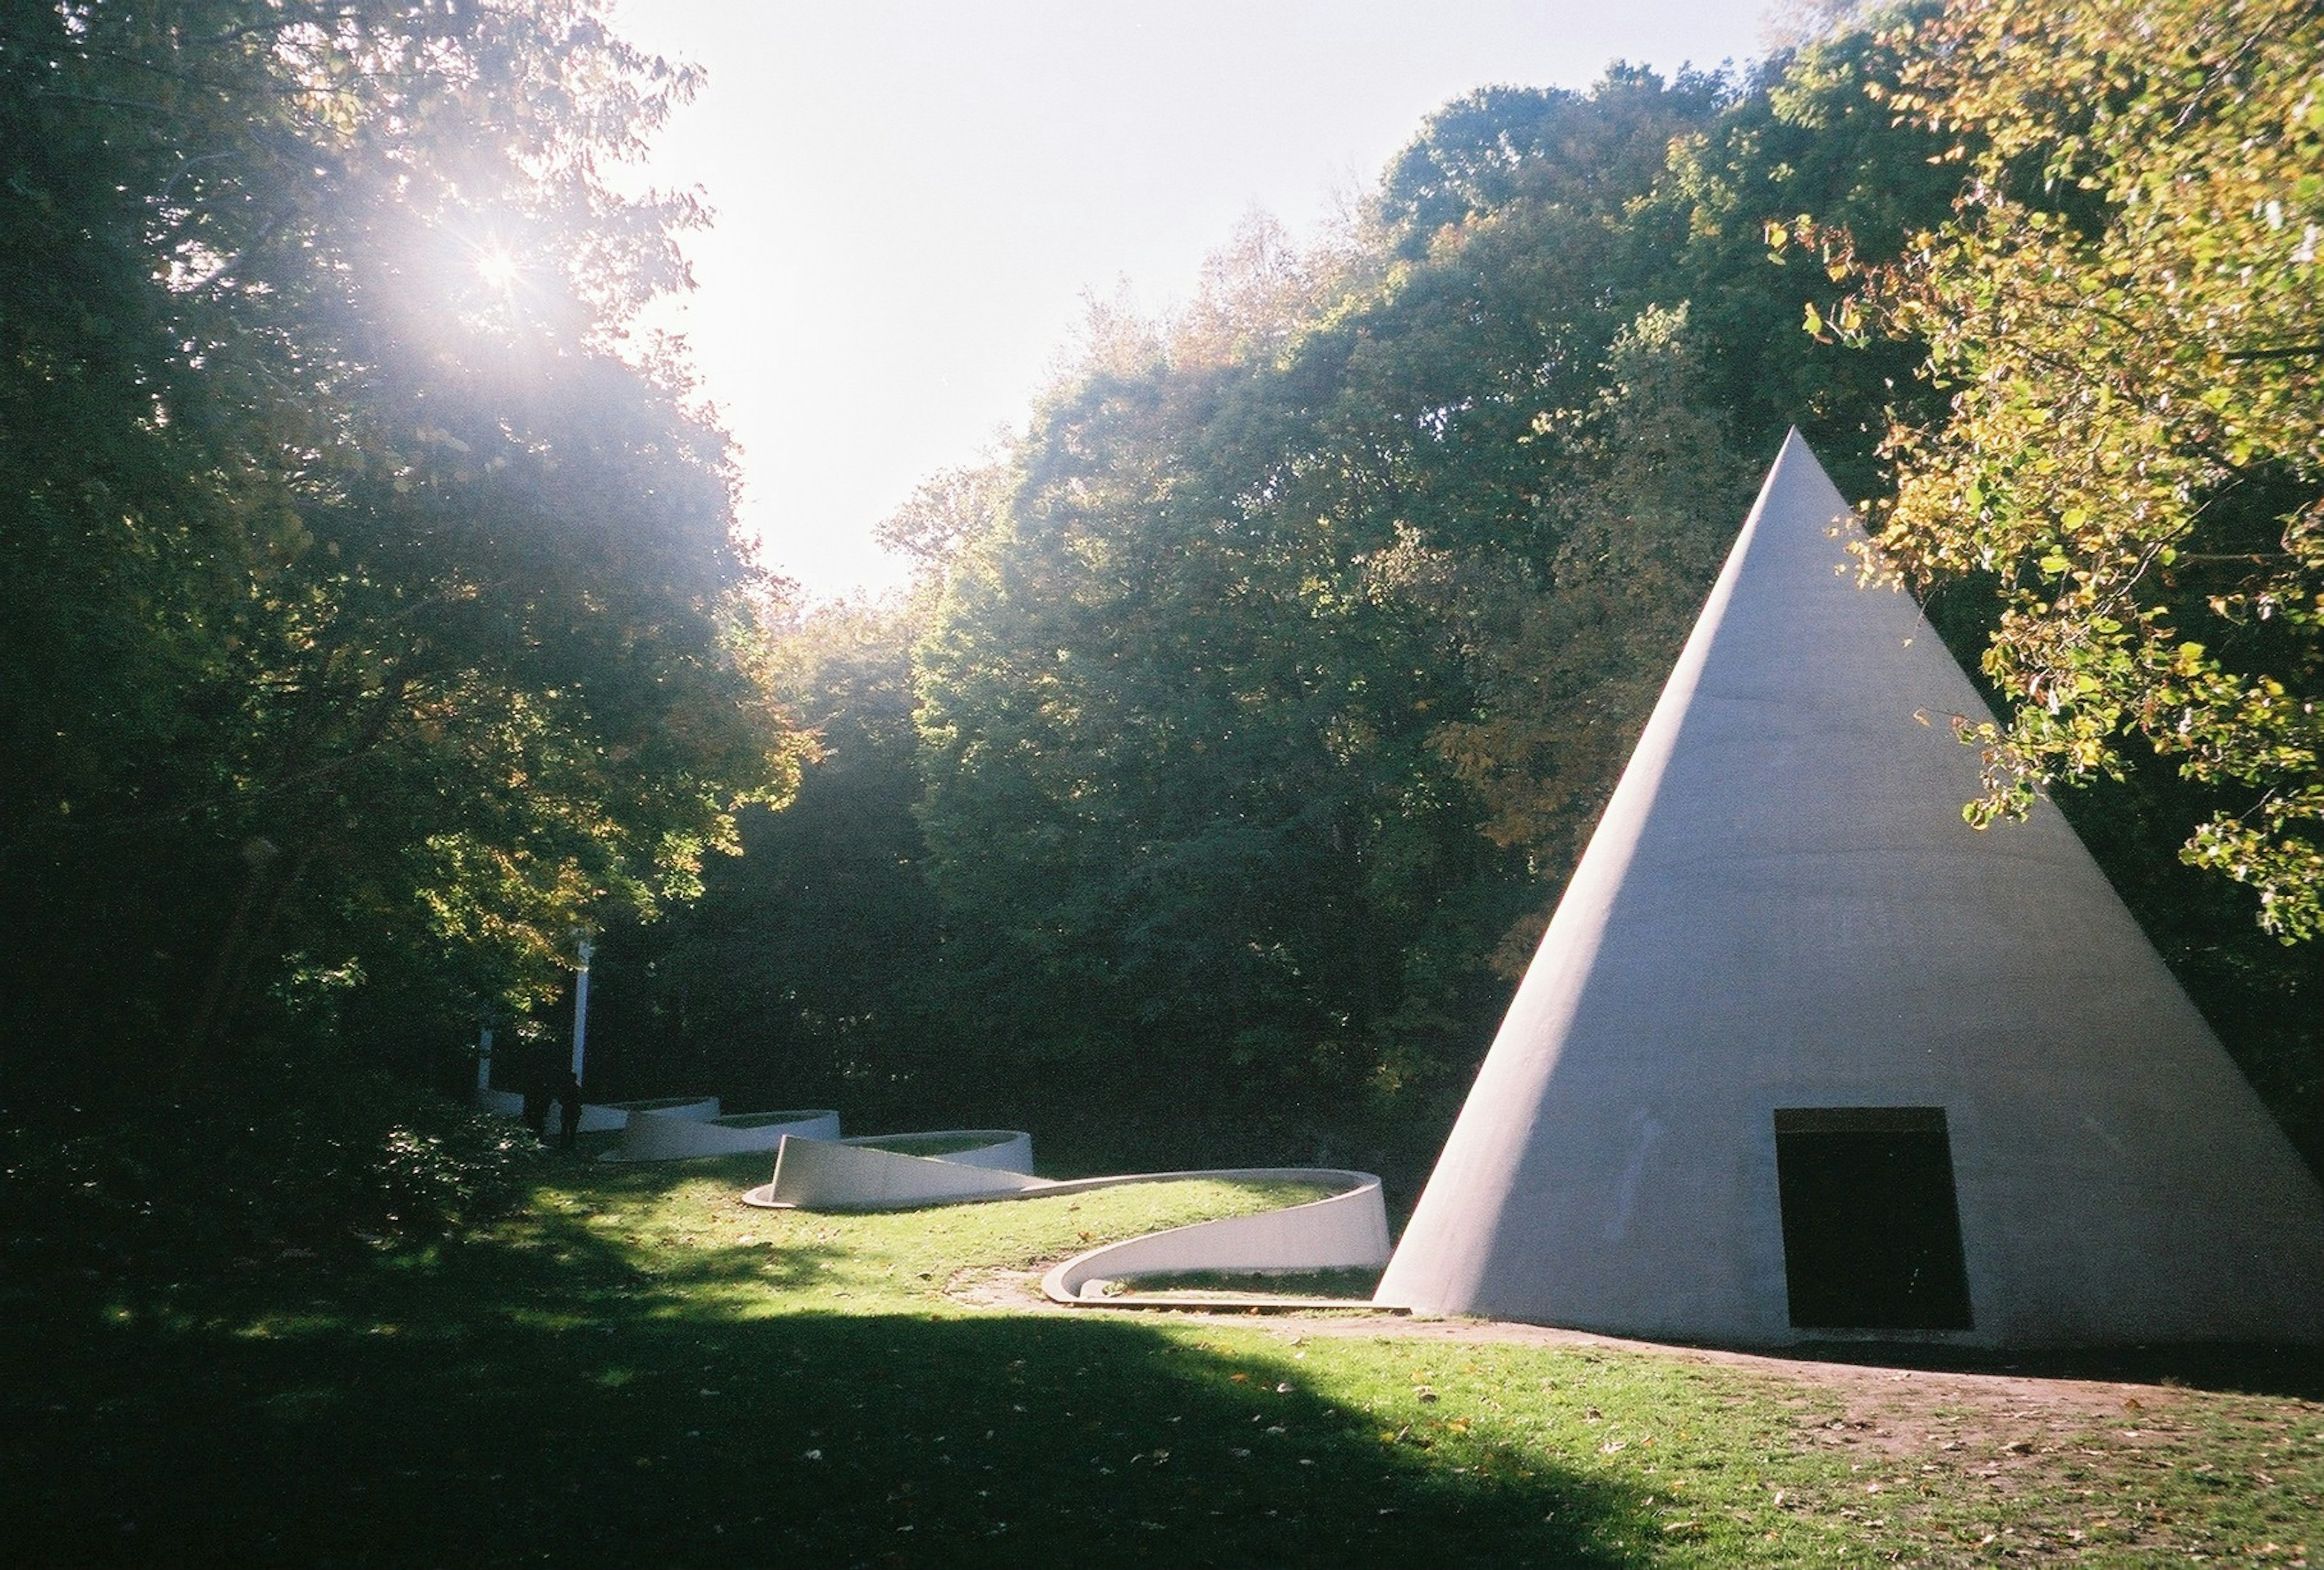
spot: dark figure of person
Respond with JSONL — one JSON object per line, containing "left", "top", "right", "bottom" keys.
{"left": 521, "top": 1073, "right": 550, "bottom": 1141}
{"left": 556, "top": 1070, "right": 584, "bottom": 1152}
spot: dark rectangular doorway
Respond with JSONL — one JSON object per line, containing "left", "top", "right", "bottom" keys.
{"left": 1774, "top": 1106, "right": 1973, "bottom": 1331}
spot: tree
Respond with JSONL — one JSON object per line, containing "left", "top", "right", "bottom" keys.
{"left": 1647, "top": 4, "right": 1957, "bottom": 494}
{"left": 1831, "top": 0, "right": 2324, "bottom": 938}
{"left": 1370, "top": 305, "right": 1758, "bottom": 968}
{"left": 586, "top": 599, "right": 949, "bottom": 1120}
{"left": 910, "top": 275, "right": 1518, "bottom": 1156}
{"left": 1376, "top": 68, "right": 1729, "bottom": 249}
{"left": 0, "top": 0, "right": 798, "bottom": 1092}
{"left": 906, "top": 71, "right": 1773, "bottom": 1158}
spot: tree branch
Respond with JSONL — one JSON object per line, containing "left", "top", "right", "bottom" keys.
{"left": 2223, "top": 342, "right": 2324, "bottom": 364}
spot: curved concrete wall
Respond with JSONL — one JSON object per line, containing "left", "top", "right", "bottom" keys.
{"left": 476, "top": 1090, "right": 720, "bottom": 1134}
{"left": 576, "top": 1095, "right": 721, "bottom": 1135}
{"left": 757, "top": 1132, "right": 1045, "bottom": 1209}
{"left": 602, "top": 1108, "right": 839, "bottom": 1163}
{"left": 1041, "top": 1171, "right": 1390, "bottom": 1302}
{"left": 841, "top": 1129, "right": 1034, "bottom": 1172}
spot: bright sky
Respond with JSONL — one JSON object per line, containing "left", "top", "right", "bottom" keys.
{"left": 609, "top": 1, "right": 1777, "bottom": 600}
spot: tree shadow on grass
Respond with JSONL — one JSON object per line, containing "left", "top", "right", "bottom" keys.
{"left": 0, "top": 1178, "right": 1670, "bottom": 1569}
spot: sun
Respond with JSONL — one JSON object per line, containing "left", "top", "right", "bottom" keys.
{"left": 476, "top": 242, "right": 522, "bottom": 293}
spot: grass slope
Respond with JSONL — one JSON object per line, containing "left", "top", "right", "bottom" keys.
{"left": 4, "top": 1149, "right": 2322, "bottom": 1566}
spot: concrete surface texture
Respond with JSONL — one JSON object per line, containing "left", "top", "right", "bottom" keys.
{"left": 1374, "top": 432, "right": 2324, "bottom": 1347}
{"left": 600, "top": 1107, "right": 840, "bottom": 1163}
{"left": 839, "top": 1129, "right": 1037, "bottom": 1173}
{"left": 1040, "top": 1170, "right": 1391, "bottom": 1304}
{"left": 749, "top": 1131, "right": 1043, "bottom": 1210}
{"left": 568, "top": 1094, "right": 721, "bottom": 1135}
{"left": 476, "top": 1090, "right": 720, "bottom": 1134}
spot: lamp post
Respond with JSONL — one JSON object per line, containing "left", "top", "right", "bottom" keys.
{"left": 570, "top": 936, "right": 596, "bottom": 1086}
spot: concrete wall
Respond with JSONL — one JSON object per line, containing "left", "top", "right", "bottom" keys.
{"left": 839, "top": 1130, "right": 1035, "bottom": 1172}
{"left": 1041, "top": 1171, "right": 1390, "bottom": 1301}
{"left": 476, "top": 1090, "right": 719, "bottom": 1134}
{"left": 602, "top": 1108, "right": 839, "bottom": 1163}
{"left": 756, "top": 1132, "right": 1045, "bottom": 1209}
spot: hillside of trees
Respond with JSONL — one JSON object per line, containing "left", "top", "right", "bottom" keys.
{"left": 6, "top": 0, "right": 2319, "bottom": 1230}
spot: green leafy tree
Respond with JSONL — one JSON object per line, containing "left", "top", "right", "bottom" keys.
{"left": 912, "top": 283, "right": 1517, "bottom": 1157}
{"left": 908, "top": 71, "right": 1766, "bottom": 1160}
{"left": 1377, "top": 68, "right": 1728, "bottom": 249}
{"left": 1832, "top": 0, "right": 2324, "bottom": 938}
{"left": 1370, "top": 304, "right": 1758, "bottom": 968}
{"left": 588, "top": 599, "right": 948, "bottom": 1120}
{"left": 1338, "top": 42, "right": 1954, "bottom": 965}
{"left": 1648, "top": 4, "right": 1958, "bottom": 493}
{"left": 0, "top": 0, "right": 798, "bottom": 1092}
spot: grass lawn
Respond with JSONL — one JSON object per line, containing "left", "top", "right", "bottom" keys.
{"left": 4, "top": 1147, "right": 2322, "bottom": 1566}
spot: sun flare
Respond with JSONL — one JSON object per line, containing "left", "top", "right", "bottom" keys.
{"left": 476, "top": 243, "right": 522, "bottom": 292}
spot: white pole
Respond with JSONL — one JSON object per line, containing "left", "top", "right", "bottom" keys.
{"left": 476, "top": 1023, "right": 494, "bottom": 1092}
{"left": 571, "top": 938, "right": 595, "bottom": 1084}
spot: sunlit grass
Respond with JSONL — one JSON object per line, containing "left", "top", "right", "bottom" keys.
{"left": 548, "top": 1158, "right": 1334, "bottom": 1319}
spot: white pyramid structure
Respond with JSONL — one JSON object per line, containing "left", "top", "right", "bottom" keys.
{"left": 1376, "top": 432, "right": 2324, "bottom": 1347}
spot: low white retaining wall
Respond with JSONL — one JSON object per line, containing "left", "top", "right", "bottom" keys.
{"left": 476, "top": 1089, "right": 719, "bottom": 1134}
{"left": 753, "top": 1131, "right": 1041, "bottom": 1209}
{"left": 1038, "top": 1169, "right": 1390, "bottom": 1302}
{"left": 583, "top": 1095, "right": 720, "bottom": 1134}
{"left": 841, "top": 1129, "right": 1034, "bottom": 1172}
{"left": 602, "top": 1108, "right": 840, "bottom": 1163}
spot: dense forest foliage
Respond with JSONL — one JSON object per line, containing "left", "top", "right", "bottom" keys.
{"left": 7, "top": 0, "right": 2320, "bottom": 1229}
